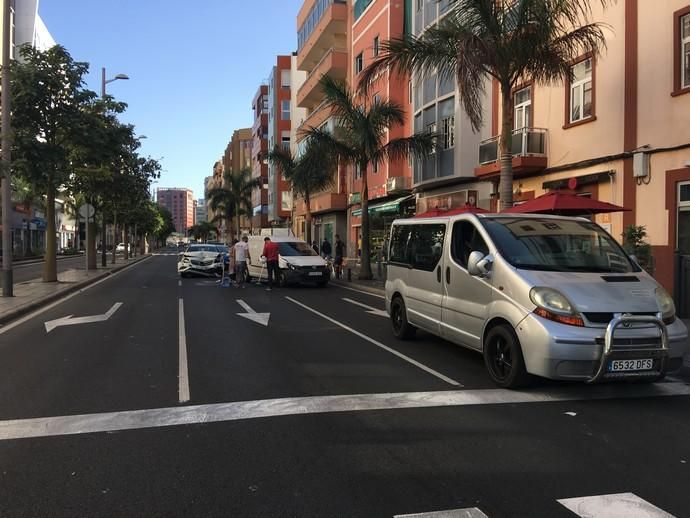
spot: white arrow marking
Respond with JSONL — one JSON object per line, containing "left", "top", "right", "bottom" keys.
{"left": 342, "top": 298, "right": 388, "bottom": 317}
{"left": 236, "top": 299, "right": 270, "bottom": 327}
{"left": 44, "top": 303, "right": 123, "bottom": 333}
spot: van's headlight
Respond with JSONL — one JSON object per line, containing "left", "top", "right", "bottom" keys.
{"left": 530, "top": 287, "right": 584, "bottom": 327}
{"left": 288, "top": 263, "right": 298, "bottom": 270}
{"left": 655, "top": 287, "right": 676, "bottom": 324}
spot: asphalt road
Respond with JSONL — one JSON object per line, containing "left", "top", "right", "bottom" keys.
{"left": 0, "top": 252, "right": 688, "bottom": 517}
{"left": 7, "top": 254, "right": 91, "bottom": 284}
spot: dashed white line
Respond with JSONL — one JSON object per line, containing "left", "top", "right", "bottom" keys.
{"left": 332, "top": 283, "right": 385, "bottom": 299}
{"left": 558, "top": 492, "right": 676, "bottom": 517}
{"left": 178, "top": 298, "right": 190, "bottom": 403}
{"left": 286, "top": 296, "right": 461, "bottom": 386}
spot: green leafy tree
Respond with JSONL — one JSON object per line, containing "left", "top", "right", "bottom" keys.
{"left": 10, "top": 45, "right": 95, "bottom": 281}
{"left": 266, "top": 141, "right": 336, "bottom": 246}
{"left": 156, "top": 206, "right": 176, "bottom": 246}
{"left": 207, "top": 168, "right": 260, "bottom": 241}
{"left": 359, "top": 0, "right": 608, "bottom": 210}
{"left": 188, "top": 221, "right": 217, "bottom": 242}
{"left": 304, "top": 75, "right": 436, "bottom": 280}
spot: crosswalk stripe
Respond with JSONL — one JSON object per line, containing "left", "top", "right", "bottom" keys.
{"left": 394, "top": 508, "right": 489, "bottom": 518}
{"left": 558, "top": 492, "right": 676, "bottom": 518}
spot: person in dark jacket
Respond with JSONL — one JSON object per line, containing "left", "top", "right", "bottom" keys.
{"left": 334, "top": 234, "right": 345, "bottom": 279}
{"left": 321, "top": 237, "right": 332, "bottom": 259}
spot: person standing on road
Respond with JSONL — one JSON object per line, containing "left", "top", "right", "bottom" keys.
{"left": 234, "top": 236, "right": 250, "bottom": 288}
{"left": 321, "top": 237, "right": 332, "bottom": 259}
{"left": 334, "top": 234, "right": 345, "bottom": 279}
{"left": 262, "top": 236, "right": 280, "bottom": 291}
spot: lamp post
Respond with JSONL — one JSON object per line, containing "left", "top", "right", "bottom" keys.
{"left": 99, "top": 68, "right": 129, "bottom": 268}
{"left": 1, "top": 0, "right": 12, "bottom": 296}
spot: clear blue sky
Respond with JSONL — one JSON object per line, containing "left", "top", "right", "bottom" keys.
{"left": 40, "top": 0, "right": 303, "bottom": 200}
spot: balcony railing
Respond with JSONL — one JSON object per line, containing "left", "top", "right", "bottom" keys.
{"left": 386, "top": 176, "right": 411, "bottom": 193}
{"left": 478, "top": 127, "right": 547, "bottom": 165}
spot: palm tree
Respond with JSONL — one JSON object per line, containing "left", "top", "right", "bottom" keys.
{"left": 303, "top": 75, "right": 436, "bottom": 280}
{"left": 359, "top": 0, "right": 608, "bottom": 210}
{"left": 266, "top": 140, "right": 336, "bottom": 246}
{"left": 207, "top": 168, "right": 261, "bottom": 241}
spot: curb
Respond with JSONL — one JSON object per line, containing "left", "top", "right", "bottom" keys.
{"left": 0, "top": 255, "right": 150, "bottom": 327}
{"left": 330, "top": 278, "right": 385, "bottom": 297}
{"left": 12, "top": 254, "right": 84, "bottom": 267}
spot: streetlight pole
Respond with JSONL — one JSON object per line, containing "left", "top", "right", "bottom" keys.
{"left": 1, "top": 0, "right": 13, "bottom": 296}
{"left": 99, "top": 67, "right": 128, "bottom": 268}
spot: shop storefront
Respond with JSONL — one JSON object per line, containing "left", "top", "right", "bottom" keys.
{"left": 351, "top": 195, "right": 415, "bottom": 258}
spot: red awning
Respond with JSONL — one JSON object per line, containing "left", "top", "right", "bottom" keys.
{"left": 503, "top": 191, "right": 630, "bottom": 216}
{"left": 414, "top": 206, "right": 490, "bottom": 218}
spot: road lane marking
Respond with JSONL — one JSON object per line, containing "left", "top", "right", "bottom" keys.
{"left": 0, "top": 383, "right": 689, "bottom": 441}
{"left": 178, "top": 298, "right": 190, "bottom": 403}
{"left": 236, "top": 299, "right": 270, "bottom": 326}
{"left": 44, "top": 302, "right": 123, "bottom": 333}
{"left": 342, "top": 297, "right": 387, "bottom": 317}
{"left": 178, "top": 280, "right": 182, "bottom": 287}
{"left": 395, "top": 508, "right": 489, "bottom": 518}
{"left": 332, "top": 283, "right": 385, "bottom": 299}
{"left": 0, "top": 256, "right": 152, "bottom": 335}
{"left": 286, "top": 296, "right": 461, "bottom": 386}
{"left": 558, "top": 492, "right": 675, "bottom": 517}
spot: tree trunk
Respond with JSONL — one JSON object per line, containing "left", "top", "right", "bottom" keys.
{"left": 236, "top": 207, "right": 241, "bottom": 240}
{"left": 123, "top": 224, "right": 130, "bottom": 260}
{"left": 305, "top": 196, "right": 312, "bottom": 246}
{"left": 87, "top": 217, "right": 97, "bottom": 270}
{"left": 499, "top": 85, "right": 515, "bottom": 211}
{"left": 101, "top": 208, "right": 107, "bottom": 267}
{"left": 112, "top": 210, "right": 117, "bottom": 264}
{"left": 133, "top": 223, "right": 138, "bottom": 257}
{"left": 359, "top": 161, "right": 373, "bottom": 280}
{"left": 43, "top": 182, "right": 57, "bottom": 282}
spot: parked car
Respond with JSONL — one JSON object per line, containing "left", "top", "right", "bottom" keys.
{"left": 246, "top": 236, "right": 330, "bottom": 286}
{"left": 385, "top": 213, "right": 689, "bottom": 388}
{"left": 177, "top": 244, "right": 227, "bottom": 277}
{"left": 115, "top": 243, "right": 131, "bottom": 254}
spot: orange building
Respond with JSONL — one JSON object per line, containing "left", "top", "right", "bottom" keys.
{"left": 251, "top": 85, "right": 270, "bottom": 229}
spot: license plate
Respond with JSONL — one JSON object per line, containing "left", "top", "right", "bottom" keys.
{"left": 308, "top": 271, "right": 322, "bottom": 276}
{"left": 608, "top": 359, "right": 654, "bottom": 372}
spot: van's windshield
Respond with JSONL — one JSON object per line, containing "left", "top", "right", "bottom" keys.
{"left": 481, "top": 217, "right": 640, "bottom": 273}
{"left": 278, "top": 242, "right": 318, "bottom": 256}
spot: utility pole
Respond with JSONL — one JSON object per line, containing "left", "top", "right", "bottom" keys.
{"left": 1, "top": 0, "right": 13, "bottom": 296}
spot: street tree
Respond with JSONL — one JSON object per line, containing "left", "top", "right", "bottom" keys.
{"left": 207, "top": 168, "right": 260, "bottom": 241}
{"left": 266, "top": 141, "right": 335, "bottom": 246}
{"left": 10, "top": 45, "right": 95, "bottom": 281}
{"left": 359, "top": 0, "right": 608, "bottom": 210}
{"left": 304, "top": 75, "right": 436, "bottom": 280}
{"left": 156, "top": 206, "right": 176, "bottom": 246}
{"left": 188, "top": 221, "right": 217, "bottom": 242}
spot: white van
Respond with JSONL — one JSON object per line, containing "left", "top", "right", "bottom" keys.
{"left": 385, "top": 213, "right": 689, "bottom": 388}
{"left": 246, "top": 236, "right": 330, "bottom": 287}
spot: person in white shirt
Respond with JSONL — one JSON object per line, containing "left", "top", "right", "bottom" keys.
{"left": 233, "top": 235, "right": 250, "bottom": 287}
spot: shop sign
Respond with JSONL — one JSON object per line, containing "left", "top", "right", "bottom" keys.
{"left": 417, "top": 190, "right": 478, "bottom": 213}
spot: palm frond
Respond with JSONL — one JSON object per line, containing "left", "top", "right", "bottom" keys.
{"left": 318, "top": 75, "right": 362, "bottom": 129}
{"left": 377, "top": 133, "right": 437, "bottom": 165}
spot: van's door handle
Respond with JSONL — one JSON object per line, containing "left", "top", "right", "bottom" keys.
{"left": 436, "top": 265, "right": 441, "bottom": 283}
{"left": 445, "top": 266, "right": 450, "bottom": 284}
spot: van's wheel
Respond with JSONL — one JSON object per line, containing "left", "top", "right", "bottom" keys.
{"left": 483, "top": 324, "right": 531, "bottom": 389}
{"left": 390, "top": 297, "right": 416, "bottom": 340}
{"left": 278, "top": 271, "right": 288, "bottom": 287}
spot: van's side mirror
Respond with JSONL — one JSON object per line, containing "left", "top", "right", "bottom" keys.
{"left": 468, "top": 251, "right": 493, "bottom": 277}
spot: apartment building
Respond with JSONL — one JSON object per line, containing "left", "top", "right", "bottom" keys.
{"left": 195, "top": 199, "right": 207, "bottom": 224}
{"left": 251, "top": 86, "right": 270, "bottom": 229}
{"left": 348, "top": 0, "right": 417, "bottom": 254}
{"left": 294, "top": 0, "right": 350, "bottom": 244}
{"left": 266, "top": 55, "right": 294, "bottom": 226}
{"left": 156, "top": 188, "right": 195, "bottom": 235}
{"left": 472, "top": 1, "right": 690, "bottom": 312}
{"left": 410, "top": 0, "right": 492, "bottom": 219}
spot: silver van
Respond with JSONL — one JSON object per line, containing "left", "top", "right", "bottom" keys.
{"left": 385, "top": 213, "right": 688, "bottom": 388}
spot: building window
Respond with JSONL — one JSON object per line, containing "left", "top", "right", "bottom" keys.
{"left": 568, "top": 57, "right": 593, "bottom": 124}
{"left": 426, "top": 121, "right": 437, "bottom": 153}
{"left": 373, "top": 93, "right": 381, "bottom": 105}
{"left": 282, "top": 136, "right": 291, "bottom": 151}
{"left": 373, "top": 161, "right": 379, "bottom": 174}
{"left": 281, "top": 100, "right": 290, "bottom": 120}
{"left": 514, "top": 86, "right": 531, "bottom": 130}
{"left": 262, "top": 98, "right": 268, "bottom": 112}
{"left": 681, "top": 13, "right": 690, "bottom": 89}
{"left": 281, "top": 69, "right": 291, "bottom": 88}
{"left": 355, "top": 52, "right": 363, "bottom": 75}
{"left": 416, "top": 0, "right": 423, "bottom": 12}
{"left": 373, "top": 35, "right": 380, "bottom": 57}
{"left": 355, "top": 164, "right": 362, "bottom": 179}
{"left": 441, "top": 115, "right": 454, "bottom": 149}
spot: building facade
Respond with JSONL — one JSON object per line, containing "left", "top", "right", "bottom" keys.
{"left": 156, "top": 188, "right": 195, "bottom": 235}
{"left": 195, "top": 198, "right": 207, "bottom": 224}
{"left": 251, "top": 86, "right": 270, "bottom": 229}
{"left": 267, "top": 55, "right": 294, "bottom": 226}
{"left": 294, "top": 0, "right": 350, "bottom": 245}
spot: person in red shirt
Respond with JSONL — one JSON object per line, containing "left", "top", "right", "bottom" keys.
{"left": 262, "top": 237, "right": 280, "bottom": 291}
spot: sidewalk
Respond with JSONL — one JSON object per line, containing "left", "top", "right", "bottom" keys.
{"left": 329, "top": 257, "right": 386, "bottom": 296}
{"left": 0, "top": 254, "right": 150, "bottom": 325}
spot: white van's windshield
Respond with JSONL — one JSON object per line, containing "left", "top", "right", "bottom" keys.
{"left": 482, "top": 217, "right": 640, "bottom": 273}
{"left": 278, "top": 242, "right": 318, "bottom": 256}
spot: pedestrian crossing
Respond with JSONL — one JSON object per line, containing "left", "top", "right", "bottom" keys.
{"left": 395, "top": 492, "right": 676, "bottom": 517}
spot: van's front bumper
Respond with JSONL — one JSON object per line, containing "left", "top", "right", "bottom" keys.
{"left": 515, "top": 313, "right": 689, "bottom": 381}
{"left": 282, "top": 266, "right": 330, "bottom": 284}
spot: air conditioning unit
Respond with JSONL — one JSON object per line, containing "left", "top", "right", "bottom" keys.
{"left": 633, "top": 152, "right": 649, "bottom": 178}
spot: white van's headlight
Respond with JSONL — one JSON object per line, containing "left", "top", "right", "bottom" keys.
{"left": 655, "top": 287, "right": 676, "bottom": 324}
{"left": 530, "top": 287, "right": 584, "bottom": 327}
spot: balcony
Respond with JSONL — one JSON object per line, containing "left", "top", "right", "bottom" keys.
{"left": 297, "top": 48, "right": 348, "bottom": 109}
{"left": 295, "top": 191, "right": 347, "bottom": 216}
{"left": 386, "top": 176, "right": 411, "bottom": 193}
{"left": 475, "top": 127, "right": 548, "bottom": 178}
{"left": 297, "top": 1, "right": 348, "bottom": 72}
